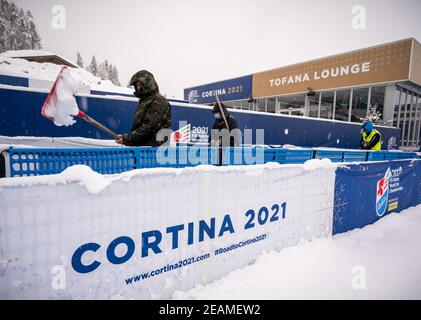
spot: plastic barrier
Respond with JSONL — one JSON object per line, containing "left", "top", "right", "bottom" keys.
{"left": 270, "top": 149, "right": 314, "bottom": 164}
{"left": 333, "top": 160, "right": 421, "bottom": 235}
{"left": 8, "top": 147, "right": 138, "bottom": 176}
{"left": 314, "top": 150, "right": 344, "bottom": 163}
{"left": 7, "top": 147, "right": 222, "bottom": 177}
{"left": 0, "top": 162, "right": 336, "bottom": 299}
{"left": 1, "top": 158, "right": 420, "bottom": 299}
{"left": 0, "top": 85, "right": 401, "bottom": 149}
{"left": 343, "top": 151, "right": 367, "bottom": 162}
{"left": 4, "top": 146, "right": 420, "bottom": 177}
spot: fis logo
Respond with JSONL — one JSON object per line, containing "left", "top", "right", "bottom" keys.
{"left": 376, "top": 167, "right": 392, "bottom": 217}
{"left": 187, "top": 90, "right": 199, "bottom": 103}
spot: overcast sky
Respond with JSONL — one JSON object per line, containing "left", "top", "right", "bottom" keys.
{"left": 11, "top": 0, "right": 421, "bottom": 98}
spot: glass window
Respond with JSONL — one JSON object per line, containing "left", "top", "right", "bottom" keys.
{"left": 257, "top": 99, "right": 266, "bottom": 112}
{"left": 370, "top": 86, "right": 385, "bottom": 124}
{"left": 403, "top": 92, "right": 412, "bottom": 143}
{"left": 320, "top": 91, "right": 334, "bottom": 119}
{"left": 277, "top": 94, "right": 306, "bottom": 116}
{"left": 393, "top": 88, "right": 401, "bottom": 128}
{"left": 266, "top": 98, "right": 276, "bottom": 113}
{"left": 416, "top": 96, "right": 421, "bottom": 146}
{"left": 307, "top": 92, "right": 320, "bottom": 118}
{"left": 408, "top": 94, "right": 419, "bottom": 145}
{"left": 335, "top": 90, "right": 351, "bottom": 121}
{"left": 351, "top": 88, "right": 369, "bottom": 123}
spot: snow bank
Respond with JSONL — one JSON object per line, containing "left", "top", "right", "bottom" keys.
{"left": 174, "top": 204, "right": 421, "bottom": 300}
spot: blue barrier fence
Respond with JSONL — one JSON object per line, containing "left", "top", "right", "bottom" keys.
{"left": 333, "top": 160, "right": 421, "bottom": 235}
{"left": 5, "top": 147, "right": 420, "bottom": 177}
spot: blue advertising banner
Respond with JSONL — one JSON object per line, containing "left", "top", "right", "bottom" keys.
{"left": 184, "top": 75, "right": 253, "bottom": 104}
{"left": 0, "top": 86, "right": 400, "bottom": 148}
{"left": 333, "top": 160, "right": 421, "bottom": 235}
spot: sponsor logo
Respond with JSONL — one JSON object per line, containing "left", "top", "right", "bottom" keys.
{"left": 187, "top": 90, "right": 199, "bottom": 103}
{"left": 388, "top": 201, "right": 398, "bottom": 211}
{"left": 171, "top": 124, "right": 191, "bottom": 144}
{"left": 376, "top": 167, "right": 392, "bottom": 217}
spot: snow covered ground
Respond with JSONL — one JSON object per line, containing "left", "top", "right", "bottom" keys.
{"left": 174, "top": 204, "right": 421, "bottom": 300}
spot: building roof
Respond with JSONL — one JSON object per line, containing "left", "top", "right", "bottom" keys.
{"left": 0, "top": 50, "right": 78, "bottom": 68}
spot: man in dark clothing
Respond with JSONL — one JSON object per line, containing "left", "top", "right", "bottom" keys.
{"left": 116, "top": 70, "right": 171, "bottom": 147}
{"left": 210, "top": 102, "right": 240, "bottom": 147}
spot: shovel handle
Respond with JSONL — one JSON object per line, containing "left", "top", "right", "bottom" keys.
{"left": 215, "top": 94, "right": 230, "bottom": 131}
{"left": 78, "top": 111, "right": 118, "bottom": 139}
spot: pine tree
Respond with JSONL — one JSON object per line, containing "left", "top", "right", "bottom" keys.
{"left": 0, "top": 1, "right": 42, "bottom": 52}
{"left": 111, "top": 65, "right": 121, "bottom": 86}
{"left": 76, "top": 52, "right": 84, "bottom": 68}
{"left": 0, "top": 1, "right": 8, "bottom": 51}
{"left": 27, "top": 10, "right": 41, "bottom": 50}
{"left": 87, "top": 55, "right": 98, "bottom": 76}
{"left": 97, "top": 60, "right": 108, "bottom": 80}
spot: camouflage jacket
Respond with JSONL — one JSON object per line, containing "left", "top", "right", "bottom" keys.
{"left": 123, "top": 71, "right": 171, "bottom": 147}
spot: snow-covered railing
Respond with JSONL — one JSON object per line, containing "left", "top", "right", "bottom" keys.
{"left": 1, "top": 146, "right": 419, "bottom": 178}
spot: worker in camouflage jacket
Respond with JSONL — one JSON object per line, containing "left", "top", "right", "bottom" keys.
{"left": 116, "top": 70, "right": 171, "bottom": 146}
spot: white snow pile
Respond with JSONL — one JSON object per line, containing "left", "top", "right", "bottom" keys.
{"left": 0, "top": 165, "right": 111, "bottom": 194}
{"left": 42, "top": 67, "right": 81, "bottom": 127}
{"left": 0, "top": 159, "right": 339, "bottom": 193}
{"left": 0, "top": 50, "right": 132, "bottom": 95}
{"left": 174, "top": 204, "right": 421, "bottom": 300}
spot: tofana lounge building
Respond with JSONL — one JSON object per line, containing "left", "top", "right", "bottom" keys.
{"left": 184, "top": 38, "right": 421, "bottom": 150}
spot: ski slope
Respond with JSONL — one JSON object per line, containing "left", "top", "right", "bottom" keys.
{"left": 174, "top": 204, "right": 421, "bottom": 300}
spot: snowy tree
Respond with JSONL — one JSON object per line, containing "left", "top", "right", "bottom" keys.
{"left": 76, "top": 52, "right": 84, "bottom": 68}
{"left": 97, "top": 60, "right": 108, "bottom": 80}
{"left": 366, "top": 103, "right": 383, "bottom": 125}
{"left": 27, "top": 10, "right": 41, "bottom": 50}
{"left": 87, "top": 55, "right": 98, "bottom": 76}
{"left": 0, "top": 0, "right": 42, "bottom": 52}
{"left": 110, "top": 65, "right": 121, "bottom": 86}
{"left": 81, "top": 53, "right": 121, "bottom": 85}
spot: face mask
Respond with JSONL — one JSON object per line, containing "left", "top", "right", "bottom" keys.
{"left": 133, "top": 82, "right": 144, "bottom": 98}
{"left": 214, "top": 113, "right": 221, "bottom": 119}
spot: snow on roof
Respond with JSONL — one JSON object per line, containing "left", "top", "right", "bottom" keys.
{"left": 0, "top": 52, "right": 132, "bottom": 95}
{"left": 0, "top": 49, "right": 78, "bottom": 67}
{"left": 0, "top": 50, "right": 60, "bottom": 58}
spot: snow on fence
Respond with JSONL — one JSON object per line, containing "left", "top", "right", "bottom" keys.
{"left": 0, "top": 161, "right": 336, "bottom": 299}
{"left": 1, "top": 159, "right": 420, "bottom": 299}
{"left": 2, "top": 146, "right": 419, "bottom": 178}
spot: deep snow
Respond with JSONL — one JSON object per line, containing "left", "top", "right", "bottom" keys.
{"left": 174, "top": 204, "right": 421, "bottom": 300}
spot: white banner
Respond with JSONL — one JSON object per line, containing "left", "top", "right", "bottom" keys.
{"left": 0, "top": 161, "right": 336, "bottom": 299}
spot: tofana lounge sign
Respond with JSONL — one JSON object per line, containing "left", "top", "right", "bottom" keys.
{"left": 268, "top": 62, "right": 371, "bottom": 88}
{"left": 252, "top": 39, "right": 412, "bottom": 97}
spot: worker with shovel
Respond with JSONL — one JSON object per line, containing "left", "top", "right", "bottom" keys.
{"left": 116, "top": 70, "right": 171, "bottom": 146}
